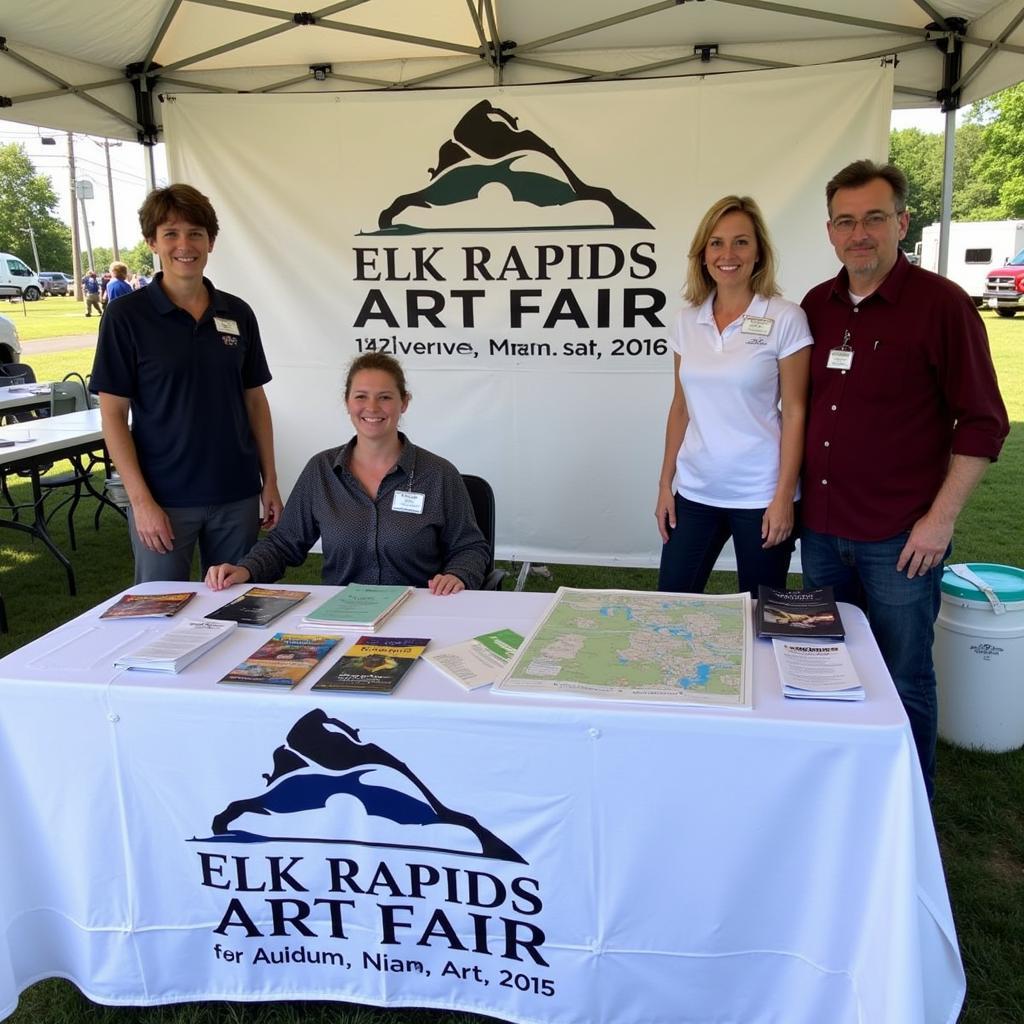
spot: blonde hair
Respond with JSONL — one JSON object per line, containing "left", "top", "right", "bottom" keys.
{"left": 684, "top": 195, "right": 780, "bottom": 305}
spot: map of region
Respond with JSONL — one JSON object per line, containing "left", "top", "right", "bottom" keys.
{"left": 495, "top": 588, "right": 752, "bottom": 708}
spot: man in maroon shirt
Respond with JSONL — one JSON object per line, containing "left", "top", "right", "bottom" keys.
{"left": 801, "top": 159, "right": 1009, "bottom": 797}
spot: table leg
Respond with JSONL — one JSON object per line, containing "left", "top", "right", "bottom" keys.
{"left": 27, "top": 461, "right": 77, "bottom": 596}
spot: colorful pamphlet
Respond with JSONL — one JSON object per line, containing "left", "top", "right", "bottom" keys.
{"left": 300, "top": 584, "right": 413, "bottom": 633}
{"left": 424, "top": 628, "right": 524, "bottom": 690}
{"left": 756, "top": 585, "right": 845, "bottom": 640}
{"left": 101, "top": 591, "right": 196, "bottom": 619}
{"left": 312, "top": 636, "right": 430, "bottom": 694}
{"left": 219, "top": 632, "right": 340, "bottom": 688}
{"left": 205, "top": 586, "right": 310, "bottom": 628}
{"left": 114, "top": 619, "right": 237, "bottom": 674}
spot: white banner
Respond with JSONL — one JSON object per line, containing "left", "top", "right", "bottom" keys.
{"left": 163, "top": 63, "right": 892, "bottom": 566}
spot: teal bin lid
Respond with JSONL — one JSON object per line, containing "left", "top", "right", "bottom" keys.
{"left": 941, "top": 563, "right": 1024, "bottom": 603}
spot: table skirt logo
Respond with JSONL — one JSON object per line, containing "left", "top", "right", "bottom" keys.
{"left": 197, "top": 709, "right": 525, "bottom": 864}
{"left": 367, "top": 99, "right": 653, "bottom": 235}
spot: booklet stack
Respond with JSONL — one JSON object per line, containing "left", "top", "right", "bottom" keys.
{"left": 220, "top": 633, "right": 339, "bottom": 688}
{"left": 772, "top": 639, "right": 865, "bottom": 701}
{"left": 205, "top": 587, "right": 310, "bottom": 628}
{"left": 424, "top": 628, "right": 524, "bottom": 690}
{"left": 101, "top": 592, "right": 196, "bottom": 619}
{"left": 756, "top": 585, "right": 845, "bottom": 640}
{"left": 300, "top": 584, "right": 413, "bottom": 634}
{"left": 312, "top": 636, "right": 429, "bottom": 694}
{"left": 114, "top": 619, "right": 237, "bottom": 674}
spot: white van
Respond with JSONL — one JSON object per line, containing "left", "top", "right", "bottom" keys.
{"left": 0, "top": 253, "right": 43, "bottom": 301}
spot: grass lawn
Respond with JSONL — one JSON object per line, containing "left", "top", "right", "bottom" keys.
{"left": 4, "top": 295, "right": 100, "bottom": 342}
{"left": 0, "top": 311, "right": 1021, "bottom": 1023}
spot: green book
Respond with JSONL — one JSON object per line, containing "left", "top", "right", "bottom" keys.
{"left": 300, "top": 584, "right": 413, "bottom": 633}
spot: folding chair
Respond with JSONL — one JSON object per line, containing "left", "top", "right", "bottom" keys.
{"left": 37, "top": 376, "right": 117, "bottom": 550}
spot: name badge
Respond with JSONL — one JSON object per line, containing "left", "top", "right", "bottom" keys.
{"left": 742, "top": 315, "right": 774, "bottom": 336}
{"left": 214, "top": 317, "right": 240, "bottom": 336}
{"left": 826, "top": 348, "right": 854, "bottom": 371}
{"left": 392, "top": 490, "right": 425, "bottom": 514}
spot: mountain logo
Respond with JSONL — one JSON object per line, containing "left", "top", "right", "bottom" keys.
{"left": 368, "top": 99, "right": 653, "bottom": 235}
{"left": 196, "top": 709, "right": 525, "bottom": 864}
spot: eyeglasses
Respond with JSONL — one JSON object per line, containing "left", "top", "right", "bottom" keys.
{"left": 829, "top": 211, "right": 903, "bottom": 235}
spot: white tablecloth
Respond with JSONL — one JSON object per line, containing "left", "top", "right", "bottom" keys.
{"left": 0, "top": 584, "right": 964, "bottom": 1024}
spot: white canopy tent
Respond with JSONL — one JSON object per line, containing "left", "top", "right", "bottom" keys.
{"left": 0, "top": 1, "right": 1019, "bottom": 272}
{"left": 2, "top": 1, "right": 1024, "bottom": 267}
{"left": 2, "top": 2, "right": 1023, "bottom": 132}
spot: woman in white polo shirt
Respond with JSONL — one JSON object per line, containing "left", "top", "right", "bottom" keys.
{"left": 655, "top": 195, "right": 812, "bottom": 596}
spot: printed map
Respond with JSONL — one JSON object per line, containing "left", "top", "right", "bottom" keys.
{"left": 495, "top": 588, "right": 752, "bottom": 708}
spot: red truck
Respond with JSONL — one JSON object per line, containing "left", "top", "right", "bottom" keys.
{"left": 983, "top": 246, "right": 1024, "bottom": 318}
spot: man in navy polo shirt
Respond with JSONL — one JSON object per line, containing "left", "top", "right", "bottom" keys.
{"left": 91, "top": 184, "right": 283, "bottom": 582}
{"left": 82, "top": 270, "right": 101, "bottom": 316}
{"left": 801, "top": 159, "right": 1009, "bottom": 797}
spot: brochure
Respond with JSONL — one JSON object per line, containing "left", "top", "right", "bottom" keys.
{"left": 300, "top": 584, "right": 413, "bottom": 633}
{"left": 205, "top": 586, "right": 310, "bottom": 628}
{"left": 220, "top": 632, "right": 340, "bottom": 688}
{"left": 756, "top": 585, "right": 845, "bottom": 639}
{"left": 99, "top": 589, "right": 195, "bottom": 618}
{"left": 114, "top": 619, "right": 237, "bottom": 674}
{"left": 424, "top": 628, "right": 524, "bottom": 690}
{"left": 772, "top": 639, "right": 865, "bottom": 701}
{"left": 101, "top": 592, "right": 196, "bottom": 619}
{"left": 312, "top": 636, "right": 430, "bottom": 694}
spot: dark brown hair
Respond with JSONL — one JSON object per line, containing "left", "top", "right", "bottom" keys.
{"left": 138, "top": 184, "right": 219, "bottom": 243}
{"left": 344, "top": 352, "right": 409, "bottom": 400}
{"left": 825, "top": 160, "right": 909, "bottom": 216}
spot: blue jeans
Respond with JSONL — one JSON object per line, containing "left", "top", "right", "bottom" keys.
{"left": 800, "top": 527, "right": 944, "bottom": 798}
{"left": 128, "top": 495, "right": 260, "bottom": 583}
{"left": 658, "top": 493, "right": 796, "bottom": 598}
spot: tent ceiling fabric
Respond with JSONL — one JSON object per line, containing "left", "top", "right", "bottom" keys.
{"left": 3, "top": 0, "right": 1024, "bottom": 141}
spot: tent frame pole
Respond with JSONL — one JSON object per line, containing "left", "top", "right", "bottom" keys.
{"left": 933, "top": 19, "right": 966, "bottom": 278}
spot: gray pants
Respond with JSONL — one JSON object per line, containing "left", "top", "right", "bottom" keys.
{"left": 129, "top": 496, "right": 260, "bottom": 583}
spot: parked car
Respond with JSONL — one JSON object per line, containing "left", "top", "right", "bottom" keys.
{"left": 0, "top": 313, "right": 22, "bottom": 364}
{"left": 38, "top": 271, "right": 72, "bottom": 296}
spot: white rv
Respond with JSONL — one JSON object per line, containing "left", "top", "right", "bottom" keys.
{"left": 0, "top": 253, "right": 42, "bottom": 301}
{"left": 916, "top": 221, "right": 1024, "bottom": 304}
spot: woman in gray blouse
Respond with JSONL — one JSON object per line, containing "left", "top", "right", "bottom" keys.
{"left": 205, "top": 353, "right": 488, "bottom": 595}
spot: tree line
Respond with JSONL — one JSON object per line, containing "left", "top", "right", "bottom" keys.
{"left": 0, "top": 143, "right": 153, "bottom": 276}
{"left": 892, "top": 82, "right": 1024, "bottom": 248}
{"left": 2, "top": 81, "right": 1024, "bottom": 272}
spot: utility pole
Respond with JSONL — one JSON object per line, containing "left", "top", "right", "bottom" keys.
{"left": 67, "top": 132, "right": 83, "bottom": 300}
{"left": 23, "top": 224, "right": 40, "bottom": 274}
{"left": 103, "top": 138, "right": 120, "bottom": 260}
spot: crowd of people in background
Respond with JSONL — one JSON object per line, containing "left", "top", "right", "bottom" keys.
{"left": 78, "top": 262, "right": 152, "bottom": 316}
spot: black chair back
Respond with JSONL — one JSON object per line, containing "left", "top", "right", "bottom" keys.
{"left": 0, "top": 363, "right": 36, "bottom": 386}
{"left": 460, "top": 473, "right": 506, "bottom": 590}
